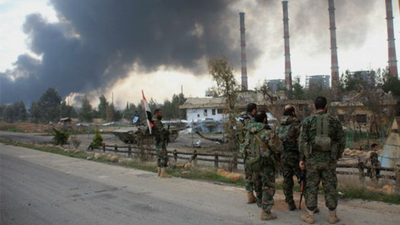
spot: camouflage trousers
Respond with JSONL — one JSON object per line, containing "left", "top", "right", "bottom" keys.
{"left": 281, "top": 152, "right": 301, "bottom": 204}
{"left": 244, "top": 162, "right": 254, "bottom": 192}
{"left": 248, "top": 159, "right": 276, "bottom": 212}
{"left": 155, "top": 141, "right": 168, "bottom": 168}
{"left": 305, "top": 160, "right": 338, "bottom": 210}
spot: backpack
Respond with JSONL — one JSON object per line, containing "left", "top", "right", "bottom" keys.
{"left": 313, "top": 114, "right": 332, "bottom": 152}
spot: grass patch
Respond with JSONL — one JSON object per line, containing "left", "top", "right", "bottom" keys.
{"left": 0, "top": 126, "right": 23, "bottom": 133}
{"left": 0, "top": 138, "right": 88, "bottom": 159}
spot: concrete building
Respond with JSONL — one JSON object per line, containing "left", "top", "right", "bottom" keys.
{"left": 266, "top": 79, "right": 285, "bottom": 93}
{"left": 348, "top": 70, "right": 376, "bottom": 87}
{"left": 180, "top": 97, "right": 226, "bottom": 123}
{"left": 306, "top": 75, "right": 331, "bottom": 89}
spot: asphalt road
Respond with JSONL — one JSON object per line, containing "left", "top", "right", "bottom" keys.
{"left": 1, "top": 144, "right": 399, "bottom": 225}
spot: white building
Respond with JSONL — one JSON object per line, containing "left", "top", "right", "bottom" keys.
{"left": 180, "top": 97, "right": 226, "bottom": 122}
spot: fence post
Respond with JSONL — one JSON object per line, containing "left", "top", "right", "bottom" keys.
{"left": 173, "top": 149, "right": 178, "bottom": 162}
{"left": 232, "top": 153, "right": 238, "bottom": 171}
{"left": 103, "top": 143, "right": 106, "bottom": 153}
{"left": 396, "top": 165, "right": 400, "bottom": 189}
{"left": 214, "top": 152, "right": 219, "bottom": 168}
{"left": 128, "top": 145, "right": 132, "bottom": 157}
{"left": 357, "top": 161, "right": 365, "bottom": 182}
{"left": 114, "top": 145, "right": 118, "bottom": 153}
{"left": 192, "top": 150, "right": 198, "bottom": 166}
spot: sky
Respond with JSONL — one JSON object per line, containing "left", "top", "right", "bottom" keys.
{"left": 0, "top": 0, "right": 399, "bottom": 109}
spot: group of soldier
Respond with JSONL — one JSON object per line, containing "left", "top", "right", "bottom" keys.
{"left": 151, "top": 96, "right": 346, "bottom": 224}
{"left": 240, "top": 96, "right": 346, "bottom": 224}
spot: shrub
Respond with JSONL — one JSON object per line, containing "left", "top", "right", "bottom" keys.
{"left": 51, "top": 128, "right": 70, "bottom": 146}
{"left": 90, "top": 130, "right": 104, "bottom": 149}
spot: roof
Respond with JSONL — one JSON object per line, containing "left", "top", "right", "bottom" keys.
{"left": 179, "top": 97, "right": 226, "bottom": 109}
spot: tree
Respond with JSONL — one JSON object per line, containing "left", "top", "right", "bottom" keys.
{"left": 382, "top": 74, "right": 400, "bottom": 97}
{"left": 2, "top": 101, "right": 27, "bottom": 123}
{"left": 292, "top": 77, "right": 305, "bottom": 100}
{"left": 60, "top": 101, "right": 77, "bottom": 118}
{"left": 30, "top": 101, "right": 41, "bottom": 123}
{"left": 208, "top": 58, "right": 239, "bottom": 151}
{"left": 79, "top": 96, "right": 93, "bottom": 122}
{"left": 38, "top": 88, "right": 62, "bottom": 123}
{"left": 97, "top": 95, "right": 109, "bottom": 120}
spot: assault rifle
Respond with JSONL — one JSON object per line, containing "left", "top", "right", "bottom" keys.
{"left": 298, "top": 169, "right": 306, "bottom": 209}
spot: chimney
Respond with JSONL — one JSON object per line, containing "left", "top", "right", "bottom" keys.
{"left": 282, "top": 1, "right": 292, "bottom": 91}
{"left": 239, "top": 12, "right": 248, "bottom": 91}
{"left": 328, "top": 0, "right": 340, "bottom": 89}
{"left": 386, "top": 0, "right": 398, "bottom": 77}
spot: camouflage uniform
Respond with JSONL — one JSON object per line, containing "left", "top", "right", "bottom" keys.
{"left": 153, "top": 116, "right": 169, "bottom": 168}
{"left": 367, "top": 152, "right": 381, "bottom": 181}
{"left": 276, "top": 115, "right": 301, "bottom": 205}
{"left": 299, "top": 112, "right": 345, "bottom": 210}
{"left": 238, "top": 113, "right": 255, "bottom": 192}
{"left": 243, "top": 122, "right": 281, "bottom": 212}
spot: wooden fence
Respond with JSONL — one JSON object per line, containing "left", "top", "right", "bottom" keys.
{"left": 95, "top": 144, "right": 400, "bottom": 186}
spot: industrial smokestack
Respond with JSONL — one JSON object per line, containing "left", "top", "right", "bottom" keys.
{"left": 239, "top": 12, "right": 248, "bottom": 91}
{"left": 328, "top": 0, "right": 340, "bottom": 89}
{"left": 385, "top": 0, "right": 398, "bottom": 77}
{"left": 282, "top": 1, "right": 292, "bottom": 91}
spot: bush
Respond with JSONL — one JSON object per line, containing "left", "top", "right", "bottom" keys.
{"left": 90, "top": 130, "right": 104, "bottom": 149}
{"left": 51, "top": 128, "right": 70, "bottom": 146}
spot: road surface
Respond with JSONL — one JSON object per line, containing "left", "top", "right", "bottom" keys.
{"left": 1, "top": 143, "right": 399, "bottom": 225}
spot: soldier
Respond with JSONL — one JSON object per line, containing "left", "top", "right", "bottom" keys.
{"left": 276, "top": 105, "right": 301, "bottom": 211}
{"left": 238, "top": 103, "right": 258, "bottom": 204}
{"left": 244, "top": 111, "right": 282, "bottom": 220}
{"left": 152, "top": 109, "right": 171, "bottom": 178}
{"left": 366, "top": 143, "right": 381, "bottom": 181}
{"left": 299, "top": 96, "right": 345, "bottom": 224}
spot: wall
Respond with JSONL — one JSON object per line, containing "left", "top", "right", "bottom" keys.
{"left": 186, "top": 108, "right": 224, "bottom": 122}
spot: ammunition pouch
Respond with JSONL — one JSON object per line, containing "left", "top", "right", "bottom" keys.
{"left": 245, "top": 156, "right": 262, "bottom": 171}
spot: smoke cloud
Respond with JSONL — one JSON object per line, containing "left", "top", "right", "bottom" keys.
{"left": 0, "top": 0, "right": 379, "bottom": 104}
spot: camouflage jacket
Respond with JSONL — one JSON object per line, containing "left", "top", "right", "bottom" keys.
{"left": 243, "top": 122, "right": 282, "bottom": 159}
{"left": 276, "top": 115, "right": 301, "bottom": 154}
{"left": 299, "top": 112, "right": 345, "bottom": 162}
{"left": 238, "top": 112, "right": 255, "bottom": 153}
{"left": 152, "top": 116, "right": 167, "bottom": 139}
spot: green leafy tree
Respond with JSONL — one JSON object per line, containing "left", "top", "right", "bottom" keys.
{"left": 29, "top": 101, "right": 41, "bottom": 123}
{"left": 0, "top": 104, "right": 7, "bottom": 119}
{"left": 60, "top": 101, "right": 78, "bottom": 118}
{"left": 79, "top": 96, "right": 93, "bottom": 122}
{"left": 382, "top": 74, "right": 400, "bottom": 97}
{"left": 38, "top": 88, "right": 62, "bottom": 123}
{"left": 97, "top": 95, "right": 109, "bottom": 120}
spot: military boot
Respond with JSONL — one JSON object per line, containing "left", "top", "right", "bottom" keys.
{"left": 328, "top": 210, "right": 340, "bottom": 224}
{"left": 246, "top": 191, "right": 256, "bottom": 204}
{"left": 159, "top": 168, "right": 172, "bottom": 178}
{"left": 288, "top": 201, "right": 297, "bottom": 211}
{"left": 157, "top": 167, "right": 161, "bottom": 177}
{"left": 301, "top": 208, "right": 315, "bottom": 224}
{"left": 260, "top": 208, "right": 277, "bottom": 221}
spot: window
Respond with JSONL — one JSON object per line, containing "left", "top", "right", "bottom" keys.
{"left": 355, "top": 114, "right": 367, "bottom": 124}
{"left": 204, "top": 109, "right": 207, "bottom": 116}
{"left": 212, "top": 109, "right": 216, "bottom": 115}
{"left": 217, "top": 109, "right": 223, "bottom": 114}
{"left": 197, "top": 114, "right": 200, "bottom": 118}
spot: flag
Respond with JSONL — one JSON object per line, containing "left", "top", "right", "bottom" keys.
{"left": 142, "top": 90, "right": 153, "bottom": 134}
